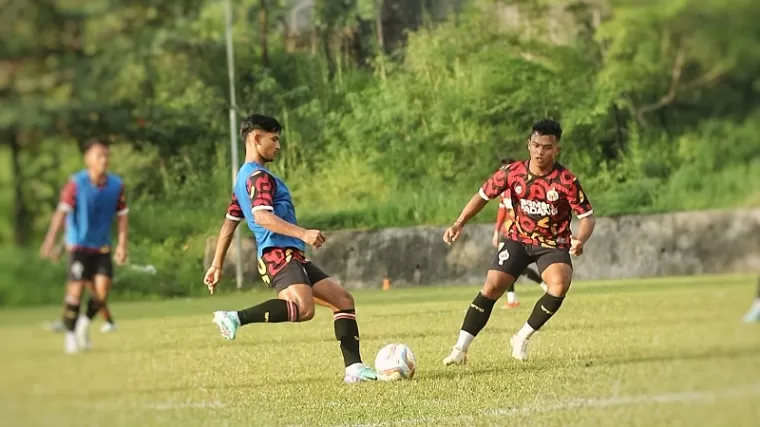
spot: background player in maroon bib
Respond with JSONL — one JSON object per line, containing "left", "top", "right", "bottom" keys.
{"left": 442, "top": 119, "right": 596, "bottom": 364}
{"left": 492, "top": 157, "right": 548, "bottom": 309}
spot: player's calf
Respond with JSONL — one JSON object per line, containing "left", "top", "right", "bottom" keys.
{"left": 510, "top": 263, "right": 572, "bottom": 361}
{"left": 444, "top": 270, "right": 513, "bottom": 365}
{"left": 61, "top": 293, "right": 81, "bottom": 353}
{"left": 75, "top": 296, "right": 106, "bottom": 350}
{"left": 311, "top": 277, "right": 386, "bottom": 382}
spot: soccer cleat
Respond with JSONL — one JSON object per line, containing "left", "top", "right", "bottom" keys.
{"left": 344, "top": 365, "right": 384, "bottom": 383}
{"left": 510, "top": 335, "right": 529, "bottom": 361}
{"left": 46, "top": 319, "right": 66, "bottom": 333}
{"left": 212, "top": 311, "right": 240, "bottom": 340}
{"left": 743, "top": 304, "right": 760, "bottom": 323}
{"left": 100, "top": 322, "right": 117, "bottom": 333}
{"left": 75, "top": 316, "right": 92, "bottom": 350}
{"left": 442, "top": 346, "right": 467, "bottom": 366}
{"left": 64, "top": 332, "right": 79, "bottom": 354}
{"left": 502, "top": 301, "right": 520, "bottom": 309}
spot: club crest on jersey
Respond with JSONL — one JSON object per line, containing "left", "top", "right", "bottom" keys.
{"left": 514, "top": 185, "right": 523, "bottom": 195}
{"left": 520, "top": 199, "right": 558, "bottom": 216}
{"left": 547, "top": 188, "right": 559, "bottom": 202}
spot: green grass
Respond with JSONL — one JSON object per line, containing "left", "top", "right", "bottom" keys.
{"left": 1, "top": 274, "right": 759, "bottom": 427}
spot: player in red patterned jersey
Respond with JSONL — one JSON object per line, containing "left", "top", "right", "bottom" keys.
{"left": 492, "top": 158, "right": 548, "bottom": 309}
{"left": 442, "top": 119, "right": 596, "bottom": 364}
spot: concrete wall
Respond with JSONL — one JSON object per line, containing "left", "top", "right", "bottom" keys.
{"left": 204, "top": 209, "right": 760, "bottom": 289}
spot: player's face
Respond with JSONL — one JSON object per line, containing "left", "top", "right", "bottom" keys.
{"left": 255, "top": 131, "right": 281, "bottom": 162}
{"left": 85, "top": 144, "right": 109, "bottom": 175}
{"left": 527, "top": 133, "right": 559, "bottom": 169}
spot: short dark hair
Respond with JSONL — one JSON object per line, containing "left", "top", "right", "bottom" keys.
{"left": 83, "top": 138, "right": 108, "bottom": 153}
{"left": 240, "top": 114, "right": 282, "bottom": 140}
{"left": 531, "top": 119, "right": 562, "bottom": 141}
{"left": 500, "top": 157, "right": 515, "bottom": 166}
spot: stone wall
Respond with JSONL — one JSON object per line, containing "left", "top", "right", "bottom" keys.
{"left": 204, "top": 209, "right": 760, "bottom": 289}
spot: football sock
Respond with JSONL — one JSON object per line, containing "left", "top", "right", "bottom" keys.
{"left": 524, "top": 268, "right": 542, "bottom": 284}
{"left": 237, "top": 299, "right": 298, "bottom": 325}
{"left": 334, "top": 309, "right": 362, "bottom": 367}
{"left": 459, "top": 293, "right": 497, "bottom": 350}
{"left": 85, "top": 297, "right": 104, "bottom": 320}
{"left": 62, "top": 302, "right": 80, "bottom": 332}
{"left": 506, "top": 291, "right": 517, "bottom": 303}
{"left": 506, "top": 282, "right": 516, "bottom": 293}
{"left": 524, "top": 293, "right": 565, "bottom": 334}
{"left": 101, "top": 304, "right": 114, "bottom": 324}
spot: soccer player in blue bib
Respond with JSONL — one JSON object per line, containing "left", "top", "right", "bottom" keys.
{"left": 204, "top": 114, "right": 387, "bottom": 383}
{"left": 40, "top": 140, "right": 129, "bottom": 353}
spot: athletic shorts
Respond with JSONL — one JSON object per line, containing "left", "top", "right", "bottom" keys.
{"left": 68, "top": 251, "right": 113, "bottom": 281}
{"left": 490, "top": 239, "right": 572, "bottom": 278}
{"left": 257, "top": 247, "right": 330, "bottom": 293}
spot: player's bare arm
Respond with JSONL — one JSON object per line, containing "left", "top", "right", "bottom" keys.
{"left": 114, "top": 185, "right": 129, "bottom": 265}
{"left": 445, "top": 166, "right": 509, "bottom": 245}
{"left": 443, "top": 194, "right": 489, "bottom": 245}
{"left": 248, "top": 170, "right": 325, "bottom": 248}
{"left": 570, "top": 215, "right": 595, "bottom": 256}
{"left": 493, "top": 204, "right": 506, "bottom": 247}
{"left": 567, "top": 175, "right": 595, "bottom": 256}
{"left": 253, "top": 210, "right": 325, "bottom": 248}
{"left": 204, "top": 217, "right": 242, "bottom": 293}
{"left": 40, "top": 181, "right": 76, "bottom": 259}
{"left": 40, "top": 211, "right": 66, "bottom": 259}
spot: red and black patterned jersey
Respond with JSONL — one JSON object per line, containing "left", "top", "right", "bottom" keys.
{"left": 498, "top": 189, "right": 512, "bottom": 209}
{"left": 479, "top": 161, "right": 593, "bottom": 249}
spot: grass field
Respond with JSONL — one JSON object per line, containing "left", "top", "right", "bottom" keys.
{"left": 1, "top": 274, "right": 759, "bottom": 427}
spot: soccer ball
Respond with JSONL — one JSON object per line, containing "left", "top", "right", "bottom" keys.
{"left": 374, "top": 343, "right": 416, "bottom": 380}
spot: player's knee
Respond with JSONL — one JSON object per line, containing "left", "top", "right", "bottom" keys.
{"left": 65, "top": 283, "right": 84, "bottom": 299}
{"left": 544, "top": 279, "right": 571, "bottom": 297}
{"left": 332, "top": 292, "right": 355, "bottom": 311}
{"left": 482, "top": 271, "right": 513, "bottom": 299}
{"left": 298, "top": 302, "right": 315, "bottom": 321}
{"left": 88, "top": 297, "right": 105, "bottom": 309}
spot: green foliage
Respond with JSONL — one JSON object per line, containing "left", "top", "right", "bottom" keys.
{"left": 1, "top": 0, "right": 758, "bottom": 305}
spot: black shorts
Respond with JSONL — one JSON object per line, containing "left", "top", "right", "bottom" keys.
{"left": 68, "top": 251, "right": 113, "bottom": 282}
{"left": 490, "top": 239, "right": 572, "bottom": 278}
{"left": 257, "top": 247, "right": 330, "bottom": 293}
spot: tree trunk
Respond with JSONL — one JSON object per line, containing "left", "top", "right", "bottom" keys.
{"left": 10, "top": 130, "right": 30, "bottom": 246}
{"left": 376, "top": 0, "right": 385, "bottom": 52}
{"left": 259, "top": 0, "right": 269, "bottom": 67}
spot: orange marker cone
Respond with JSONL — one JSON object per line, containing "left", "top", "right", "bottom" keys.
{"left": 382, "top": 277, "right": 391, "bottom": 291}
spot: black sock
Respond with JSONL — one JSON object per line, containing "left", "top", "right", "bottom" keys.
{"left": 523, "top": 268, "right": 542, "bottom": 284}
{"left": 461, "top": 293, "right": 497, "bottom": 337}
{"left": 334, "top": 309, "right": 362, "bottom": 367}
{"left": 85, "top": 297, "right": 103, "bottom": 320}
{"left": 237, "top": 299, "right": 298, "bottom": 325}
{"left": 527, "top": 293, "right": 565, "bottom": 331}
{"left": 62, "top": 303, "right": 80, "bottom": 332}
{"left": 101, "top": 305, "right": 114, "bottom": 324}
{"left": 507, "top": 282, "right": 516, "bottom": 293}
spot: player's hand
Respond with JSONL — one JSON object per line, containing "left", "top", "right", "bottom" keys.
{"left": 39, "top": 237, "right": 55, "bottom": 260}
{"left": 301, "top": 229, "right": 326, "bottom": 248}
{"left": 491, "top": 231, "right": 499, "bottom": 248}
{"left": 50, "top": 245, "right": 63, "bottom": 262}
{"left": 114, "top": 244, "right": 127, "bottom": 265}
{"left": 443, "top": 222, "right": 463, "bottom": 245}
{"left": 204, "top": 265, "right": 222, "bottom": 294}
{"left": 570, "top": 236, "right": 584, "bottom": 256}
